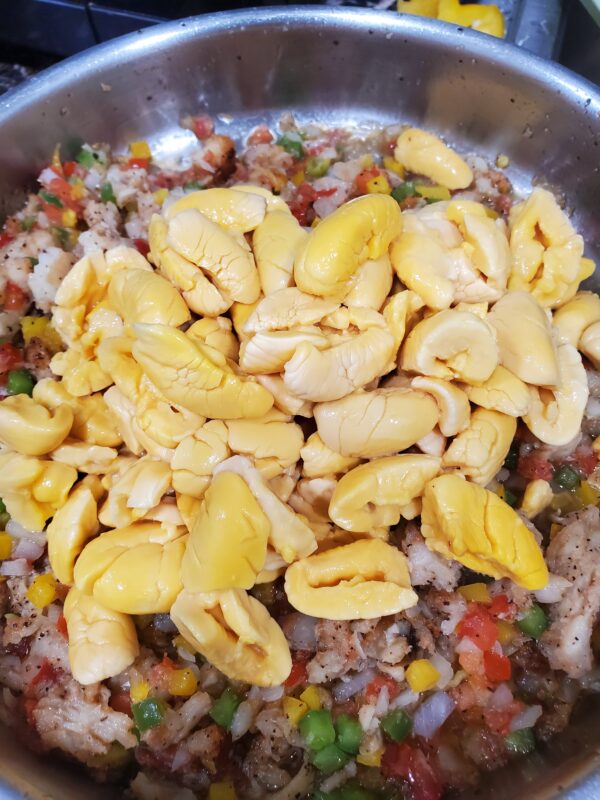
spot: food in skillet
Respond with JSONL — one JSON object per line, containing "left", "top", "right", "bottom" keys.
{"left": 0, "top": 113, "right": 598, "bottom": 800}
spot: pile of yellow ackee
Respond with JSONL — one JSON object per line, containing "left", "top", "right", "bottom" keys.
{"left": 0, "top": 127, "right": 596, "bottom": 691}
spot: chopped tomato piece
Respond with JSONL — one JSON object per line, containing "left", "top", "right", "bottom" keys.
{"left": 247, "top": 124, "right": 273, "bottom": 145}
{"left": 483, "top": 698, "right": 524, "bottom": 735}
{"left": 0, "top": 231, "right": 14, "bottom": 248}
{"left": 0, "top": 342, "right": 23, "bottom": 373}
{"left": 355, "top": 166, "right": 382, "bottom": 195}
{"left": 284, "top": 658, "right": 308, "bottom": 689}
{"left": 3, "top": 281, "right": 29, "bottom": 312}
{"left": 133, "top": 239, "right": 150, "bottom": 257}
{"left": 62, "top": 161, "right": 78, "bottom": 178}
{"left": 128, "top": 157, "right": 150, "bottom": 170}
{"left": 483, "top": 651, "right": 512, "bottom": 683}
{"left": 568, "top": 445, "right": 597, "bottom": 477}
{"left": 517, "top": 449, "right": 553, "bottom": 481}
{"left": 289, "top": 182, "right": 319, "bottom": 225}
{"left": 56, "top": 613, "right": 68, "bottom": 639}
{"left": 365, "top": 673, "right": 399, "bottom": 701}
{"left": 488, "top": 594, "right": 511, "bottom": 619}
{"left": 382, "top": 742, "right": 443, "bottom": 800}
{"left": 458, "top": 603, "right": 498, "bottom": 651}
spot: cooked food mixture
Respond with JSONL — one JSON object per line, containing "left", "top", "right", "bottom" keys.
{"left": 0, "top": 113, "right": 598, "bottom": 800}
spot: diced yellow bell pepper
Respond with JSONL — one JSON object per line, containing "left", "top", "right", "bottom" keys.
{"left": 129, "top": 140, "right": 152, "bottom": 160}
{"left": 168, "top": 667, "right": 198, "bottom": 697}
{"left": 153, "top": 188, "right": 169, "bottom": 206}
{"left": 497, "top": 620, "right": 516, "bottom": 646}
{"left": 457, "top": 582, "right": 491, "bottom": 604}
{"left": 383, "top": 156, "right": 405, "bottom": 177}
{"left": 20, "top": 316, "right": 63, "bottom": 354}
{"left": 27, "top": 574, "right": 57, "bottom": 609}
{"left": 551, "top": 492, "right": 583, "bottom": 514}
{"left": 0, "top": 533, "right": 12, "bottom": 560}
{"left": 208, "top": 782, "right": 236, "bottom": 800}
{"left": 69, "top": 178, "right": 86, "bottom": 200}
{"left": 299, "top": 685, "right": 321, "bottom": 711}
{"left": 282, "top": 696, "right": 309, "bottom": 726}
{"left": 130, "top": 680, "right": 150, "bottom": 703}
{"left": 576, "top": 481, "right": 600, "bottom": 506}
{"left": 405, "top": 659, "right": 440, "bottom": 692}
{"left": 397, "top": 0, "right": 439, "bottom": 16}
{"left": 550, "top": 522, "right": 563, "bottom": 540}
{"left": 61, "top": 209, "right": 77, "bottom": 228}
{"left": 291, "top": 170, "right": 305, "bottom": 187}
{"left": 366, "top": 175, "right": 392, "bottom": 195}
{"left": 415, "top": 184, "right": 451, "bottom": 201}
{"left": 438, "top": 0, "right": 505, "bottom": 38}
{"left": 357, "top": 747, "right": 384, "bottom": 767}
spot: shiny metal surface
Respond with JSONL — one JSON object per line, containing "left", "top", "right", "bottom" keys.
{"left": 0, "top": 7, "right": 599, "bottom": 799}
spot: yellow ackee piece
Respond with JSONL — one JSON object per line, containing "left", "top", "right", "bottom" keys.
{"left": 0, "top": 394, "right": 73, "bottom": 456}
{"left": 299, "top": 685, "right": 321, "bottom": 711}
{"left": 132, "top": 323, "right": 274, "bottom": 420}
{"left": 64, "top": 586, "right": 139, "bottom": 685}
{"left": 0, "top": 534, "right": 12, "bottom": 560}
{"left": 170, "top": 588, "right": 292, "bottom": 687}
{"left": 27, "top": 574, "right": 57, "bottom": 609}
{"left": 357, "top": 748, "right": 384, "bottom": 768}
{"left": 129, "top": 140, "right": 151, "bottom": 160}
{"left": 208, "top": 783, "right": 237, "bottom": 800}
{"left": 164, "top": 188, "right": 266, "bottom": 233}
{"left": 415, "top": 184, "right": 451, "bottom": 202}
{"left": 130, "top": 680, "right": 150, "bottom": 703}
{"left": 421, "top": 473, "right": 548, "bottom": 590}
{"left": 406, "top": 659, "right": 440, "bottom": 692}
{"left": 394, "top": 128, "right": 473, "bottom": 190}
{"left": 366, "top": 175, "right": 392, "bottom": 195}
{"left": 328, "top": 454, "right": 441, "bottom": 534}
{"left": 168, "top": 667, "right": 198, "bottom": 697}
{"left": 285, "top": 538, "right": 417, "bottom": 620}
{"left": 181, "top": 471, "right": 270, "bottom": 592}
{"left": 457, "top": 582, "right": 491, "bottom": 604}
{"left": 442, "top": 408, "right": 516, "bottom": 486}
{"left": 497, "top": 620, "right": 516, "bottom": 646}
{"left": 61, "top": 209, "right": 77, "bottom": 228}
{"left": 282, "top": 696, "right": 309, "bottom": 726}
{"left": 294, "top": 194, "right": 402, "bottom": 297}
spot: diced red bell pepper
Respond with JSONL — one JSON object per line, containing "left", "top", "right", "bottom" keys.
{"left": 517, "top": 449, "right": 554, "bottom": 481}
{"left": 483, "top": 650, "right": 512, "bottom": 683}
{"left": 128, "top": 157, "right": 150, "bottom": 170}
{"left": 365, "top": 673, "right": 399, "bottom": 701}
{"left": 284, "top": 658, "right": 308, "bottom": 689}
{"left": 56, "top": 613, "right": 68, "bottom": 640}
{"left": 457, "top": 603, "right": 498, "bottom": 651}
{"left": 3, "top": 281, "right": 29, "bottom": 312}
{"left": 0, "top": 342, "right": 23, "bottom": 373}
{"left": 355, "top": 166, "right": 381, "bottom": 195}
{"left": 192, "top": 114, "right": 215, "bottom": 141}
{"left": 488, "top": 594, "right": 511, "bottom": 620}
{"left": 133, "top": 239, "right": 150, "bottom": 257}
{"left": 382, "top": 742, "right": 443, "bottom": 800}
{"left": 62, "top": 161, "right": 78, "bottom": 178}
{"left": 0, "top": 231, "right": 14, "bottom": 249}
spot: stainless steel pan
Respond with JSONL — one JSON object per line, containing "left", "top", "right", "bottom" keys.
{"left": 0, "top": 7, "right": 599, "bottom": 799}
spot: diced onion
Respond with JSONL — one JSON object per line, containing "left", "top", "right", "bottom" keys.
{"left": 259, "top": 685, "right": 284, "bottom": 702}
{"left": 413, "top": 691, "right": 455, "bottom": 739}
{"left": 6, "top": 520, "right": 45, "bottom": 546}
{"left": 0, "top": 558, "right": 30, "bottom": 577}
{"left": 534, "top": 574, "right": 571, "bottom": 604}
{"left": 171, "top": 744, "right": 191, "bottom": 771}
{"left": 509, "top": 704, "right": 542, "bottom": 732}
{"left": 456, "top": 637, "right": 481, "bottom": 655}
{"left": 12, "top": 539, "right": 44, "bottom": 562}
{"left": 282, "top": 613, "right": 317, "bottom": 652}
{"left": 489, "top": 683, "right": 514, "bottom": 709}
{"left": 430, "top": 653, "right": 454, "bottom": 690}
{"left": 333, "top": 667, "right": 376, "bottom": 702}
{"left": 231, "top": 699, "right": 257, "bottom": 741}
{"left": 390, "top": 688, "right": 419, "bottom": 709}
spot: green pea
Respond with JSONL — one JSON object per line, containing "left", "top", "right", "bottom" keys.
{"left": 306, "top": 157, "right": 331, "bottom": 178}
{"left": 6, "top": 369, "right": 34, "bottom": 397}
{"left": 391, "top": 181, "right": 417, "bottom": 204}
{"left": 553, "top": 464, "right": 581, "bottom": 491}
{"left": 505, "top": 728, "right": 536, "bottom": 755}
